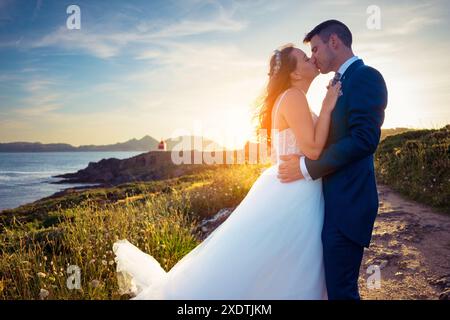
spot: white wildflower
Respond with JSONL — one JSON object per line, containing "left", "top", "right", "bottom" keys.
{"left": 39, "top": 288, "right": 49, "bottom": 300}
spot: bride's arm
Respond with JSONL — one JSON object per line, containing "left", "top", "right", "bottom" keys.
{"left": 280, "top": 82, "right": 341, "bottom": 160}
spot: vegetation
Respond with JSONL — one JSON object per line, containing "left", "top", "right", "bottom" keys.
{"left": 0, "top": 165, "right": 264, "bottom": 299}
{"left": 375, "top": 125, "right": 449, "bottom": 213}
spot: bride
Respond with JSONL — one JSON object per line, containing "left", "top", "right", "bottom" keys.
{"left": 113, "top": 44, "right": 341, "bottom": 300}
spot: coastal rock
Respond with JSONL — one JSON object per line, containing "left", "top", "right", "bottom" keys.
{"left": 52, "top": 151, "right": 212, "bottom": 185}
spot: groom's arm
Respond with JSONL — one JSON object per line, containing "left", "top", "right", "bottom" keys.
{"left": 303, "top": 67, "right": 388, "bottom": 180}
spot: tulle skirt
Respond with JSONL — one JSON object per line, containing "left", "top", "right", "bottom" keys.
{"left": 113, "top": 165, "right": 327, "bottom": 300}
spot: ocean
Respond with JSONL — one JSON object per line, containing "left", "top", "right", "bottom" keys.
{"left": 0, "top": 151, "right": 143, "bottom": 211}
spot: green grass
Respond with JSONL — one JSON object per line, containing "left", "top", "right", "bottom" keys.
{"left": 0, "top": 164, "right": 264, "bottom": 299}
{"left": 375, "top": 124, "right": 449, "bottom": 213}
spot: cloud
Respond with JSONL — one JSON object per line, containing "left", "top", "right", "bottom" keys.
{"left": 0, "top": 36, "right": 23, "bottom": 48}
{"left": 112, "top": 41, "right": 267, "bottom": 131}
{"left": 15, "top": 103, "right": 61, "bottom": 116}
{"left": 144, "top": 41, "right": 265, "bottom": 69}
{"left": 28, "top": 4, "right": 246, "bottom": 59}
{"left": 148, "top": 15, "right": 245, "bottom": 38}
{"left": 358, "top": 1, "right": 444, "bottom": 39}
{"left": 386, "top": 16, "right": 442, "bottom": 35}
{"left": 317, "top": 0, "right": 355, "bottom": 6}
{"left": 24, "top": 79, "right": 57, "bottom": 93}
{"left": 78, "top": 40, "right": 267, "bottom": 137}
{"left": 0, "top": 73, "right": 21, "bottom": 82}
{"left": 9, "top": 78, "right": 64, "bottom": 117}
{"left": 31, "top": 27, "right": 121, "bottom": 58}
{"left": 134, "top": 49, "right": 162, "bottom": 60}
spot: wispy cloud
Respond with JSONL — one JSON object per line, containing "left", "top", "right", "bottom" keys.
{"left": 0, "top": 73, "right": 21, "bottom": 82}
{"left": 28, "top": 4, "right": 246, "bottom": 59}
{"left": 134, "top": 49, "right": 162, "bottom": 60}
{"left": 147, "top": 15, "right": 245, "bottom": 38}
{"left": 9, "top": 78, "right": 64, "bottom": 117}
{"left": 15, "top": 103, "right": 61, "bottom": 117}
{"left": 31, "top": 27, "right": 121, "bottom": 58}
{"left": 143, "top": 41, "right": 265, "bottom": 69}
{"left": 24, "top": 79, "right": 57, "bottom": 93}
{"left": 0, "top": 36, "right": 23, "bottom": 48}
{"left": 386, "top": 16, "right": 442, "bottom": 35}
{"left": 358, "top": 1, "right": 445, "bottom": 39}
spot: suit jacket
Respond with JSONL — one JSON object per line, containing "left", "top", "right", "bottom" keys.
{"left": 305, "top": 59, "right": 388, "bottom": 247}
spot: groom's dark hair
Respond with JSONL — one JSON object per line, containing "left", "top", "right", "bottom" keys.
{"left": 303, "top": 20, "right": 352, "bottom": 48}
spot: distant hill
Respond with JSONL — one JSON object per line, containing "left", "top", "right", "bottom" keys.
{"left": 76, "top": 135, "right": 159, "bottom": 151}
{"left": 0, "top": 135, "right": 159, "bottom": 152}
{"left": 0, "top": 142, "right": 76, "bottom": 152}
{"left": 0, "top": 128, "right": 417, "bottom": 152}
{"left": 380, "top": 128, "right": 415, "bottom": 140}
{"left": 0, "top": 135, "right": 223, "bottom": 152}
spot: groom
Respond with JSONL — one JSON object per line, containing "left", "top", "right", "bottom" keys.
{"left": 277, "top": 20, "right": 388, "bottom": 300}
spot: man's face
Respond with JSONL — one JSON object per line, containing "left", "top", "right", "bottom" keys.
{"left": 309, "top": 34, "right": 335, "bottom": 74}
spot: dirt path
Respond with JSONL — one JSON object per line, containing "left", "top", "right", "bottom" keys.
{"left": 359, "top": 184, "right": 450, "bottom": 300}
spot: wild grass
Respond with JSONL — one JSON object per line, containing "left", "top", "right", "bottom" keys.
{"left": 0, "top": 164, "right": 264, "bottom": 299}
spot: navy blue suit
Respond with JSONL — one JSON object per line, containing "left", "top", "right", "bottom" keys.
{"left": 305, "top": 59, "right": 388, "bottom": 300}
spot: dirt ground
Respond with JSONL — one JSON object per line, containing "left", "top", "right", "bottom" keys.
{"left": 359, "top": 184, "right": 450, "bottom": 300}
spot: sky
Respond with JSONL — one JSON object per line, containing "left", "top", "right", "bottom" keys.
{"left": 0, "top": 0, "right": 449, "bottom": 148}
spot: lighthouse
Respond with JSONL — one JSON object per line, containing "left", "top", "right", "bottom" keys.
{"left": 158, "top": 139, "right": 166, "bottom": 151}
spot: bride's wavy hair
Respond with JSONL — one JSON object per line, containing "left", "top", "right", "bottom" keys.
{"left": 255, "top": 44, "right": 298, "bottom": 146}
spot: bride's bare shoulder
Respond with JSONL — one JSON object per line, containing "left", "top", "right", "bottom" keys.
{"left": 279, "top": 88, "right": 308, "bottom": 113}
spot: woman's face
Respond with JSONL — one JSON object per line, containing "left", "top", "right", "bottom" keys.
{"left": 290, "top": 48, "right": 319, "bottom": 80}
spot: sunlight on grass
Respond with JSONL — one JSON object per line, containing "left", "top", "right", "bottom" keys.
{"left": 0, "top": 164, "right": 265, "bottom": 299}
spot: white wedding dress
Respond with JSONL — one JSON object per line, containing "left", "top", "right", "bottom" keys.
{"left": 113, "top": 91, "right": 327, "bottom": 300}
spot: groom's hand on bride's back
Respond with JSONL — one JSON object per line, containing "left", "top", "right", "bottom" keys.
{"left": 277, "top": 154, "right": 304, "bottom": 183}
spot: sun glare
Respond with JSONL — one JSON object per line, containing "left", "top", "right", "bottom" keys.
{"left": 203, "top": 106, "right": 255, "bottom": 150}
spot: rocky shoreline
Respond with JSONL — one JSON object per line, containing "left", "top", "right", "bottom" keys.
{"left": 50, "top": 150, "right": 237, "bottom": 186}
{"left": 52, "top": 151, "right": 219, "bottom": 187}
{"left": 51, "top": 151, "right": 180, "bottom": 185}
